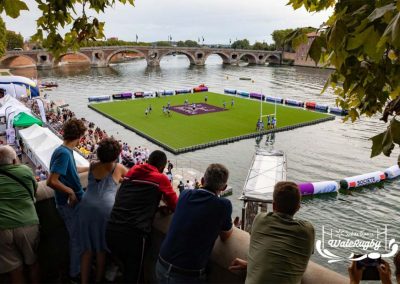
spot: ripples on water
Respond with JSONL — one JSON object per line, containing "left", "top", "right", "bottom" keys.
{"left": 14, "top": 55, "right": 400, "bottom": 274}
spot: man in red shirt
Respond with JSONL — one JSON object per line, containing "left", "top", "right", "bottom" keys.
{"left": 106, "top": 150, "right": 177, "bottom": 283}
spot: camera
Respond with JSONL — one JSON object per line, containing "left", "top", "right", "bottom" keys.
{"left": 355, "top": 255, "right": 382, "bottom": 281}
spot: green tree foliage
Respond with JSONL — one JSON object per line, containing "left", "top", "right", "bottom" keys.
{"left": 0, "top": 17, "right": 6, "bottom": 57}
{"left": 176, "top": 40, "right": 199, "bottom": 47}
{"left": 155, "top": 41, "right": 172, "bottom": 47}
{"left": 231, "top": 39, "right": 250, "bottom": 50}
{"left": 252, "top": 41, "right": 275, "bottom": 51}
{"left": 272, "top": 29, "right": 294, "bottom": 51}
{"left": 0, "top": 0, "right": 134, "bottom": 56}
{"left": 5, "top": 30, "right": 23, "bottom": 50}
{"left": 81, "top": 38, "right": 150, "bottom": 47}
{"left": 287, "top": 0, "right": 400, "bottom": 159}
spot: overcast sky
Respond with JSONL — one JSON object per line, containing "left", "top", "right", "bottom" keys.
{"left": 3, "top": 0, "right": 331, "bottom": 44}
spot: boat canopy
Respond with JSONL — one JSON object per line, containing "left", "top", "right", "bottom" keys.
{"left": 240, "top": 149, "right": 286, "bottom": 203}
{"left": 0, "top": 75, "right": 40, "bottom": 98}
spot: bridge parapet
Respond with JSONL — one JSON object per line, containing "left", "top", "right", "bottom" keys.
{"left": 1, "top": 47, "right": 282, "bottom": 68}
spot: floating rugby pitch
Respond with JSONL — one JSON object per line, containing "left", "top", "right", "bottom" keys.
{"left": 89, "top": 92, "right": 333, "bottom": 154}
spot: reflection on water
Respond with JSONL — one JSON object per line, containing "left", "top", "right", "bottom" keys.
{"left": 22, "top": 55, "right": 400, "bottom": 275}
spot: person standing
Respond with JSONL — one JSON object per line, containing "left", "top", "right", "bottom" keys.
{"left": 77, "top": 138, "right": 128, "bottom": 283}
{"left": 0, "top": 146, "right": 40, "bottom": 283}
{"left": 204, "top": 95, "right": 208, "bottom": 103}
{"left": 223, "top": 101, "right": 226, "bottom": 109}
{"left": 229, "top": 182, "right": 315, "bottom": 284}
{"left": 106, "top": 150, "right": 178, "bottom": 283}
{"left": 231, "top": 99, "right": 234, "bottom": 108}
{"left": 156, "top": 163, "right": 233, "bottom": 283}
{"left": 177, "top": 181, "right": 185, "bottom": 194}
{"left": 47, "top": 118, "right": 89, "bottom": 281}
{"left": 167, "top": 160, "right": 173, "bottom": 173}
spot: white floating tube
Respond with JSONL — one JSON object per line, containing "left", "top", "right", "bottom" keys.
{"left": 339, "top": 171, "right": 386, "bottom": 189}
{"left": 298, "top": 181, "right": 339, "bottom": 196}
{"left": 384, "top": 165, "right": 400, "bottom": 179}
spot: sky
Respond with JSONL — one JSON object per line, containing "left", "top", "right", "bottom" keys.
{"left": 3, "top": 0, "right": 332, "bottom": 44}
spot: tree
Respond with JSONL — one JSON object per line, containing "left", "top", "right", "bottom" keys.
{"left": 252, "top": 41, "right": 275, "bottom": 51}
{"left": 287, "top": 0, "right": 400, "bottom": 159}
{"left": 155, "top": 41, "right": 172, "bottom": 47}
{"left": 0, "top": 17, "right": 6, "bottom": 56}
{"left": 272, "top": 29, "right": 294, "bottom": 51}
{"left": 231, "top": 39, "right": 250, "bottom": 50}
{"left": 183, "top": 40, "right": 199, "bottom": 47}
{"left": 6, "top": 30, "right": 23, "bottom": 50}
{"left": 0, "top": 0, "right": 134, "bottom": 56}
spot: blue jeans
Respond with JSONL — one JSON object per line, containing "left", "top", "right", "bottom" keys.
{"left": 57, "top": 204, "right": 81, "bottom": 277}
{"left": 156, "top": 259, "right": 206, "bottom": 284}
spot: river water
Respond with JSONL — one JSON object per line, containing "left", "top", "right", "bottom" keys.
{"left": 14, "top": 55, "right": 400, "bottom": 275}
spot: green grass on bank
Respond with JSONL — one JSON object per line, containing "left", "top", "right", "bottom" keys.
{"left": 89, "top": 92, "right": 330, "bottom": 150}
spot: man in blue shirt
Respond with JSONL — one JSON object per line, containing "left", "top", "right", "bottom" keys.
{"left": 156, "top": 163, "right": 233, "bottom": 283}
{"left": 47, "top": 118, "right": 88, "bottom": 280}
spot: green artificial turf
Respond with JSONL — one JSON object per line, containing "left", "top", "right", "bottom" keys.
{"left": 89, "top": 92, "right": 330, "bottom": 150}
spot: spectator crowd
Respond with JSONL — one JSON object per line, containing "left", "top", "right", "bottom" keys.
{"left": 3, "top": 103, "right": 399, "bottom": 284}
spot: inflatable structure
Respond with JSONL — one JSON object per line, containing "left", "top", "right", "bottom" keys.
{"left": 175, "top": 89, "right": 192, "bottom": 94}
{"left": 285, "top": 99, "right": 304, "bottom": 107}
{"left": 0, "top": 75, "right": 40, "bottom": 98}
{"left": 249, "top": 92, "right": 265, "bottom": 101}
{"left": 112, "top": 93, "right": 132, "bottom": 100}
{"left": 266, "top": 96, "right": 284, "bottom": 104}
{"left": 237, "top": 90, "right": 250, "bottom": 97}
{"left": 298, "top": 181, "right": 340, "bottom": 196}
{"left": 88, "top": 95, "right": 110, "bottom": 102}
{"left": 224, "top": 89, "right": 237, "bottom": 94}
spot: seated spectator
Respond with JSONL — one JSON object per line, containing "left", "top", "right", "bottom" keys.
{"left": 229, "top": 181, "right": 314, "bottom": 284}
{"left": 77, "top": 138, "right": 128, "bottom": 284}
{"left": 157, "top": 163, "right": 233, "bottom": 283}
{"left": 0, "top": 145, "right": 40, "bottom": 283}
{"left": 106, "top": 150, "right": 178, "bottom": 283}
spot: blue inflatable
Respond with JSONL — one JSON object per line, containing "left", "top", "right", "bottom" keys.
{"left": 329, "top": 107, "right": 348, "bottom": 116}
{"left": 285, "top": 99, "right": 304, "bottom": 107}
{"left": 266, "top": 96, "right": 283, "bottom": 104}
{"left": 175, "top": 89, "right": 192, "bottom": 94}
{"left": 237, "top": 90, "right": 250, "bottom": 97}
{"left": 88, "top": 95, "right": 110, "bottom": 102}
{"left": 315, "top": 104, "right": 329, "bottom": 113}
{"left": 224, "top": 89, "right": 237, "bottom": 94}
{"left": 0, "top": 75, "right": 40, "bottom": 98}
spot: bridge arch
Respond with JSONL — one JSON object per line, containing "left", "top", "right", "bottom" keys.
{"left": 0, "top": 54, "right": 37, "bottom": 68}
{"left": 265, "top": 54, "right": 281, "bottom": 64}
{"left": 204, "top": 52, "right": 230, "bottom": 64}
{"left": 159, "top": 50, "right": 196, "bottom": 65}
{"left": 238, "top": 53, "right": 258, "bottom": 64}
{"left": 54, "top": 52, "right": 91, "bottom": 66}
{"left": 105, "top": 48, "right": 146, "bottom": 65}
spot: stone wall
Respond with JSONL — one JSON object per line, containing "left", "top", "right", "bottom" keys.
{"left": 34, "top": 176, "right": 348, "bottom": 283}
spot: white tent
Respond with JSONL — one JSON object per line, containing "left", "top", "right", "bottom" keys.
{"left": 0, "top": 75, "right": 39, "bottom": 98}
{"left": 0, "top": 95, "right": 31, "bottom": 117}
{"left": 240, "top": 149, "right": 287, "bottom": 202}
{"left": 18, "top": 124, "right": 89, "bottom": 171}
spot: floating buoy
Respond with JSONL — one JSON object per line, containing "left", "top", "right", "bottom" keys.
{"left": 298, "top": 181, "right": 339, "bottom": 196}
{"left": 339, "top": 171, "right": 386, "bottom": 189}
{"left": 88, "top": 95, "right": 110, "bottom": 102}
{"left": 237, "top": 90, "right": 250, "bottom": 97}
{"left": 143, "top": 91, "right": 154, "bottom": 97}
{"left": 315, "top": 104, "right": 329, "bottom": 113}
{"left": 329, "top": 107, "right": 348, "bottom": 115}
{"left": 249, "top": 92, "right": 265, "bottom": 100}
{"left": 266, "top": 96, "right": 283, "bottom": 104}
{"left": 306, "top": 102, "right": 316, "bottom": 109}
{"left": 112, "top": 93, "right": 132, "bottom": 100}
{"left": 285, "top": 99, "right": 304, "bottom": 107}
{"left": 175, "top": 89, "right": 192, "bottom": 94}
{"left": 134, "top": 92, "right": 144, "bottom": 98}
{"left": 224, "top": 89, "right": 237, "bottom": 94}
{"left": 384, "top": 165, "right": 400, "bottom": 179}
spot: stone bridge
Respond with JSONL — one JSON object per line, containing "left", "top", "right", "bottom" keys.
{"left": 0, "top": 46, "right": 282, "bottom": 69}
